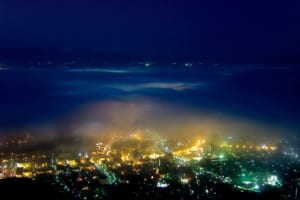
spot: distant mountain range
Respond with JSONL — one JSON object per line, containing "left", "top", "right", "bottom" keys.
{"left": 0, "top": 48, "right": 299, "bottom": 67}
{"left": 0, "top": 48, "right": 145, "bottom": 67}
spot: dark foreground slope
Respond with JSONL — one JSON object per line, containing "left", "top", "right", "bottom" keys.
{"left": 0, "top": 178, "right": 288, "bottom": 200}
{"left": 0, "top": 178, "right": 70, "bottom": 200}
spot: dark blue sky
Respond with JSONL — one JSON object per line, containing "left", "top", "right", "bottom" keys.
{"left": 1, "top": 0, "right": 300, "bottom": 61}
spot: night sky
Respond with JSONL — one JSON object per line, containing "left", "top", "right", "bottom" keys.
{"left": 1, "top": 0, "right": 300, "bottom": 61}
{"left": 0, "top": 1, "right": 300, "bottom": 142}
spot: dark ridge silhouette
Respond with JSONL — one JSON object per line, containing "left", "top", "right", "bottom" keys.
{"left": 0, "top": 178, "right": 71, "bottom": 200}
{"left": 0, "top": 48, "right": 142, "bottom": 67}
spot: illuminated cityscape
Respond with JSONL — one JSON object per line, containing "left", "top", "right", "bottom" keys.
{"left": 0, "top": 131, "right": 299, "bottom": 199}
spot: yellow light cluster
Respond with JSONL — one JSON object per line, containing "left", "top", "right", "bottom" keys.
{"left": 220, "top": 143, "right": 277, "bottom": 151}
{"left": 173, "top": 139, "right": 205, "bottom": 156}
{"left": 66, "top": 159, "right": 78, "bottom": 167}
{"left": 16, "top": 162, "right": 31, "bottom": 169}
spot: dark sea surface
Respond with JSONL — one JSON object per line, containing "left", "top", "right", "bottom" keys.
{"left": 0, "top": 64, "right": 299, "bottom": 136}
